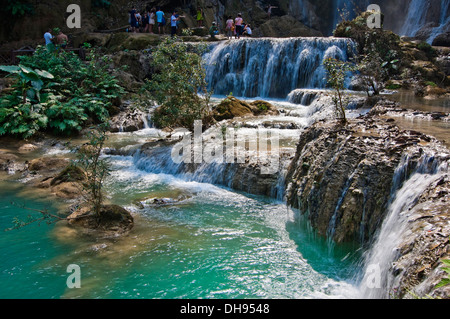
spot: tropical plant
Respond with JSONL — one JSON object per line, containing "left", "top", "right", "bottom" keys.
{"left": 0, "top": 64, "right": 54, "bottom": 104}
{"left": 436, "top": 259, "right": 450, "bottom": 289}
{"left": 0, "top": 44, "right": 124, "bottom": 138}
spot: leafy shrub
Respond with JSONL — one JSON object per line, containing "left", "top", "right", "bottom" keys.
{"left": 144, "top": 37, "right": 212, "bottom": 130}
{"left": 417, "top": 42, "right": 437, "bottom": 60}
{"left": 323, "top": 57, "right": 356, "bottom": 123}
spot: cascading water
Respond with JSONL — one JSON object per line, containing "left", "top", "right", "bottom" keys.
{"left": 204, "top": 37, "right": 355, "bottom": 98}
{"left": 426, "top": 0, "right": 450, "bottom": 44}
{"left": 358, "top": 153, "right": 448, "bottom": 298}
{"left": 399, "top": 0, "right": 429, "bottom": 38}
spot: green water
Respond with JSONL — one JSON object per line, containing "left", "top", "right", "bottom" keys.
{"left": 0, "top": 155, "right": 361, "bottom": 299}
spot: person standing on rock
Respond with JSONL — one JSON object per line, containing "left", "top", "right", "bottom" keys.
{"left": 225, "top": 16, "right": 234, "bottom": 40}
{"left": 235, "top": 13, "right": 244, "bottom": 39}
{"left": 196, "top": 8, "right": 204, "bottom": 27}
{"left": 149, "top": 8, "right": 156, "bottom": 34}
{"left": 156, "top": 7, "right": 165, "bottom": 34}
{"left": 171, "top": 10, "right": 183, "bottom": 37}
{"left": 129, "top": 6, "right": 138, "bottom": 33}
{"left": 266, "top": 4, "right": 278, "bottom": 19}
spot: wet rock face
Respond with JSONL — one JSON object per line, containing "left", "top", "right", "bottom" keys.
{"left": 109, "top": 107, "right": 148, "bottom": 132}
{"left": 284, "top": 101, "right": 447, "bottom": 244}
{"left": 391, "top": 175, "right": 450, "bottom": 299}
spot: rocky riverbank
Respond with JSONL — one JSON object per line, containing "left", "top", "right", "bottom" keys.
{"left": 1, "top": 95, "right": 449, "bottom": 298}
{"left": 283, "top": 99, "right": 449, "bottom": 298}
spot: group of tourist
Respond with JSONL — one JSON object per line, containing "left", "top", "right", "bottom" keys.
{"left": 43, "top": 27, "right": 69, "bottom": 51}
{"left": 225, "top": 13, "right": 252, "bottom": 39}
{"left": 127, "top": 6, "right": 256, "bottom": 39}
{"left": 129, "top": 6, "right": 185, "bottom": 36}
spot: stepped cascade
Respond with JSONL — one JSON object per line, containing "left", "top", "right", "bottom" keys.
{"left": 204, "top": 37, "right": 355, "bottom": 98}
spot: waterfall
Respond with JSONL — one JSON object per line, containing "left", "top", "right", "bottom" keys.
{"left": 399, "top": 0, "right": 429, "bottom": 37}
{"left": 427, "top": 0, "right": 450, "bottom": 44}
{"left": 358, "top": 153, "right": 448, "bottom": 298}
{"left": 204, "top": 37, "right": 355, "bottom": 99}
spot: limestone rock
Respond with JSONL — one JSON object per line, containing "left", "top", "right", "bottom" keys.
{"left": 28, "top": 157, "right": 69, "bottom": 172}
{"left": 67, "top": 204, "right": 134, "bottom": 236}
{"left": 284, "top": 99, "right": 448, "bottom": 244}
{"left": 109, "top": 108, "right": 148, "bottom": 132}
{"left": 433, "top": 32, "right": 450, "bottom": 47}
{"left": 212, "top": 97, "right": 278, "bottom": 121}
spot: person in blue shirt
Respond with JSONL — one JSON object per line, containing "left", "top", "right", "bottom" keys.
{"left": 44, "top": 29, "right": 55, "bottom": 51}
{"left": 170, "top": 10, "right": 184, "bottom": 37}
{"left": 156, "top": 7, "right": 165, "bottom": 34}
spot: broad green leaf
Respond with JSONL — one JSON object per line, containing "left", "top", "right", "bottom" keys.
{"left": 18, "top": 65, "right": 35, "bottom": 74}
{"left": 0, "top": 65, "right": 21, "bottom": 73}
{"left": 34, "top": 69, "right": 54, "bottom": 79}
{"left": 20, "top": 70, "right": 40, "bottom": 82}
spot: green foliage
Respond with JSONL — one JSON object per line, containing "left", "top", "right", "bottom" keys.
{"left": 323, "top": 57, "right": 356, "bottom": 124}
{"left": 0, "top": 45, "right": 124, "bottom": 138}
{"left": 92, "top": 0, "right": 111, "bottom": 8}
{"left": 256, "top": 103, "right": 268, "bottom": 112}
{"left": 2, "top": 0, "right": 34, "bottom": 17}
{"left": 0, "top": 103, "right": 48, "bottom": 138}
{"left": 181, "top": 28, "right": 194, "bottom": 36}
{"left": 425, "top": 81, "right": 437, "bottom": 87}
{"left": 144, "top": 37, "right": 212, "bottom": 130}
{"left": 0, "top": 64, "right": 55, "bottom": 138}
{"left": 436, "top": 259, "right": 450, "bottom": 289}
{"left": 417, "top": 42, "right": 437, "bottom": 60}
{"left": 335, "top": 10, "right": 402, "bottom": 89}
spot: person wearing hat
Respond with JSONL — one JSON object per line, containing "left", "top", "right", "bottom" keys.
{"left": 209, "top": 21, "right": 219, "bottom": 38}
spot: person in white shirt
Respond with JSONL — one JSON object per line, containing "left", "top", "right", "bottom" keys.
{"left": 243, "top": 24, "right": 252, "bottom": 36}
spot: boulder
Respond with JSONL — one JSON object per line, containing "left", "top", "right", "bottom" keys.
{"left": 67, "top": 204, "right": 134, "bottom": 235}
{"left": 432, "top": 32, "right": 450, "bottom": 47}
{"left": 213, "top": 97, "right": 254, "bottom": 121}
{"left": 109, "top": 108, "right": 148, "bottom": 132}
{"left": 254, "top": 15, "right": 322, "bottom": 38}
{"left": 28, "top": 157, "right": 69, "bottom": 172}
{"left": 0, "top": 151, "right": 19, "bottom": 172}
{"left": 18, "top": 143, "right": 39, "bottom": 153}
{"left": 212, "top": 97, "right": 279, "bottom": 121}
{"left": 52, "top": 182, "right": 83, "bottom": 199}
{"left": 50, "top": 165, "right": 86, "bottom": 187}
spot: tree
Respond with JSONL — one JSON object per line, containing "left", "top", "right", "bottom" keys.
{"left": 74, "top": 124, "right": 111, "bottom": 220}
{"left": 144, "top": 37, "right": 212, "bottom": 130}
{"left": 323, "top": 57, "right": 356, "bottom": 124}
{"left": 4, "top": 124, "right": 111, "bottom": 231}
